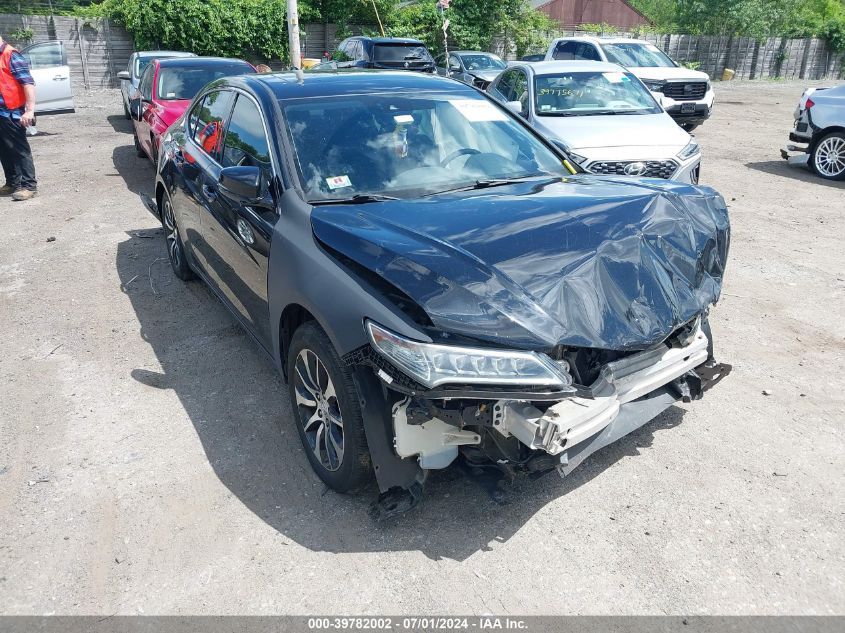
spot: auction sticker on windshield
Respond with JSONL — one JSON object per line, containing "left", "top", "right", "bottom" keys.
{"left": 326, "top": 175, "right": 352, "bottom": 189}
{"left": 448, "top": 99, "right": 508, "bottom": 122}
{"left": 602, "top": 72, "right": 630, "bottom": 83}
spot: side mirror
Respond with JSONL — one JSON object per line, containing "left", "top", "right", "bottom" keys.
{"left": 219, "top": 166, "right": 261, "bottom": 200}
{"left": 449, "top": 64, "right": 461, "bottom": 73}
{"left": 506, "top": 100, "right": 528, "bottom": 118}
{"left": 117, "top": 70, "right": 130, "bottom": 81}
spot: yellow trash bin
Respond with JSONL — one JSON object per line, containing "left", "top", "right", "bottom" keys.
{"left": 721, "top": 68, "right": 736, "bottom": 81}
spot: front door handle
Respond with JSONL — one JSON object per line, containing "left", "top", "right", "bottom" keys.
{"left": 53, "top": 75, "right": 68, "bottom": 81}
{"left": 202, "top": 184, "right": 217, "bottom": 201}
{"left": 236, "top": 218, "right": 255, "bottom": 245}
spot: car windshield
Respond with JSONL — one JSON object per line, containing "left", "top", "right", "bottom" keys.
{"left": 283, "top": 92, "right": 568, "bottom": 202}
{"left": 534, "top": 71, "right": 660, "bottom": 116}
{"left": 459, "top": 54, "right": 507, "bottom": 71}
{"left": 156, "top": 64, "right": 253, "bottom": 100}
{"left": 373, "top": 44, "right": 433, "bottom": 63}
{"left": 602, "top": 43, "right": 676, "bottom": 68}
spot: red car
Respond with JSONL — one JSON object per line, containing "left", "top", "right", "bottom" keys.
{"left": 129, "top": 56, "right": 256, "bottom": 163}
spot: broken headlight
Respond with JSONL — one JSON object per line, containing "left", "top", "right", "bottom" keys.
{"left": 366, "top": 321, "right": 573, "bottom": 389}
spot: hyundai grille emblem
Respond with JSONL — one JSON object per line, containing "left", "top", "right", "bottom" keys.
{"left": 624, "top": 162, "right": 647, "bottom": 176}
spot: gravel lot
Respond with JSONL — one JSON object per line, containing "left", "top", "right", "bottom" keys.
{"left": 0, "top": 81, "right": 843, "bottom": 616}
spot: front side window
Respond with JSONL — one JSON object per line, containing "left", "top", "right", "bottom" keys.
{"left": 222, "top": 95, "right": 273, "bottom": 183}
{"left": 190, "top": 90, "right": 234, "bottom": 159}
{"left": 459, "top": 54, "right": 507, "bottom": 71}
{"left": 283, "top": 92, "right": 567, "bottom": 202}
{"left": 23, "top": 42, "right": 64, "bottom": 68}
{"left": 534, "top": 71, "right": 661, "bottom": 116}
{"left": 139, "top": 66, "right": 154, "bottom": 99}
{"left": 602, "top": 43, "right": 676, "bottom": 68}
{"left": 494, "top": 70, "right": 517, "bottom": 101}
{"left": 157, "top": 63, "right": 254, "bottom": 101}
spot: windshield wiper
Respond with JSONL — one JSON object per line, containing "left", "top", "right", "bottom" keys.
{"left": 424, "top": 175, "right": 548, "bottom": 197}
{"left": 309, "top": 194, "right": 400, "bottom": 205}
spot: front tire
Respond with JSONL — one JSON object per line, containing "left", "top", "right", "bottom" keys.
{"left": 123, "top": 100, "right": 131, "bottom": 120}
{"left": 287, "top": 322, "right": 372, "bottom": 493}
{"left": 810, "top": 132, "right": 845, "bottom": 181}
{"left": 160, "top": 191, "right": 194, "bottom": 281}
{"left": 681, "top": 123, "right": 698, "bottom": 133}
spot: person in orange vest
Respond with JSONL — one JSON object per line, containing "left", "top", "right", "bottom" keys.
{"left": 0, "top": 34, "right": 37, "bottom": 201}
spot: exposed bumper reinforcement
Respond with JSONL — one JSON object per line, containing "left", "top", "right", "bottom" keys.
{"left": 495, "top": 325, "right": 710, "bottom": 459}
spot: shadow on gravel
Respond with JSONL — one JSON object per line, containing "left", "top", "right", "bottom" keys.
{"left": 107, "top": 114, "right": 133, "bottom": 134}
{"left": 745, "top": 160, "right": 845, "bottom": 189}
{"left": 112, "top": 144, "right": 157, "bottom": 198}
{"left": 116, "top": 227, "right": 687, "bottom": 561}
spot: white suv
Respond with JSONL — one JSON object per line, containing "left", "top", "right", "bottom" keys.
{"left": 544, "top": 36, "right": 715, "bottom": 131}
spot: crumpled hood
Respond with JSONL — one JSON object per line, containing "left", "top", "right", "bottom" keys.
{"left": 467, "top": 70, "right": 502, "bottom": 83}
{"left": 311, "top": 177, "right": 729, "bottom": 351}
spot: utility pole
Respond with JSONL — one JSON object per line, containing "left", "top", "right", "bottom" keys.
{"left": 287, "top": 0, "right": 302, "bottom": 69}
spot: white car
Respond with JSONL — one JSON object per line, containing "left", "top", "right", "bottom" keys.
{"left": 21, "top": 41, "right": 74, "bottom": 115}
{"left": 782, "top": 84, "right": 845, "bottom": 180}
{"left": 544, "top": 36, "right": 715, "bottom": 131}
{"left": 488, "top": 61, "right": 701, "bottom": 184}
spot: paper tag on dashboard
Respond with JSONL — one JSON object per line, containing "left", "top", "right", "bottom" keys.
{"left": 448, "top": 99, "right": 508, "bottom": 122}
{"left": 602, "top": 72, "right": 629, "bottom": 83}
{"left": 326, "top": 175, "right": 352, "bottom": 189}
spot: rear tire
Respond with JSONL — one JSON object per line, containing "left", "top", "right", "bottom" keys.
{"left": 160, "top": 191, "right": 194, "bottom": 281}
{"left": 133, "top": 130, "right": 145, "bottom": 158}
{"left": 810, "top": 131, "right": 845, "bottom": 181}
{"left": 287, "top": 322, "right": 372, "bottom": 493}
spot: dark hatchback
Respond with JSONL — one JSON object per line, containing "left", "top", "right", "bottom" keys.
{"left": 154, "top": 71, "right": 730, "bottom": 516}
{"left": 328, "top": 36, "right": 436, "bottom": 72}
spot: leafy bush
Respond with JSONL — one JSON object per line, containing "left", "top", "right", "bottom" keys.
{"left": 84, "top": 0, "right": 318, "bottom": 60}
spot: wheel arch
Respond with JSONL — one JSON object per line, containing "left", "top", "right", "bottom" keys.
{"left": 811, "top": 126, "right": 845, "bottom": 149}
{"left": 279, "top": 303, "right": 318, "bottom": 379}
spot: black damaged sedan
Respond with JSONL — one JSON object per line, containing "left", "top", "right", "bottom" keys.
{"left": 154, "top": 71, "right": 730, "bottom": 516}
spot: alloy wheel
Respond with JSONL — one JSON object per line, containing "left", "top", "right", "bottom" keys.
{"left": 814, "top": 135, "right": 845, "bottom": 177}
{"left": 293, "top": 348, "right": 345, "bottom": 472}
{"left": 162, "top": 198, "right": 181, "bottom": 269}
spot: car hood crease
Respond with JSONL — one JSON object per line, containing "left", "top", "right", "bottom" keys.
{"left": 311, "top": 178, "right": 729, "bottom": 351}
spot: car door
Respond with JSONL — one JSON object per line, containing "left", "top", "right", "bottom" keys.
{"left": 132, "top": 65, "right": 155, "bottom": 158}
{"left": 21, "top": 41, "right": 74, "bottom": 114}
{"left": 176, "top": 89, "right": 235, "bottom": 274}
{"left": 202, "top": 92, "right": 277, "bottom": 349}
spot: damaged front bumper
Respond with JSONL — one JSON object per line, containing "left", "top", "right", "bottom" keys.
{"left": 382, "top": 321, "right": 730, "bottom": 480}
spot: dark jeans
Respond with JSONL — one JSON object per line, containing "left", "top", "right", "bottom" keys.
{"left": 0, "top": 114, "right": 37, "bottom": 191}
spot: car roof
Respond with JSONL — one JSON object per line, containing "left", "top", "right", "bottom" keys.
{"left": 451, "top": 50, "right": 500, "bottom": 56}
{"left": 523, "top": 60, "right": 626, "bottom": 74}
{"left": 351, "top": 36, "right": 425, "bottom": 45}
{"left": 135, "top": 50, "right": 196, "bottom": 58}
{"left": 551, "top": 36, "right": 650, "bottom": 45}
{"left": 230, "top": 70, "right": 478, "bottom": 99}
{"left": 156, "top": 56, "right": 253, "bottom": 68}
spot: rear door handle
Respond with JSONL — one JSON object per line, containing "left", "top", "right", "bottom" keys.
{"left": 53, "top": 75, "right": 67, "bottom": 81}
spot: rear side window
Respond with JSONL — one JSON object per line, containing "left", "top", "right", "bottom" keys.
{"left": 190, "top": 90, "right": 234, "bottom": 159}
{"left": 222, "top": 95, "right": 273, "bottom": 183}
{"left": 553, "top": 41, "right": 600, "bottom": 61}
